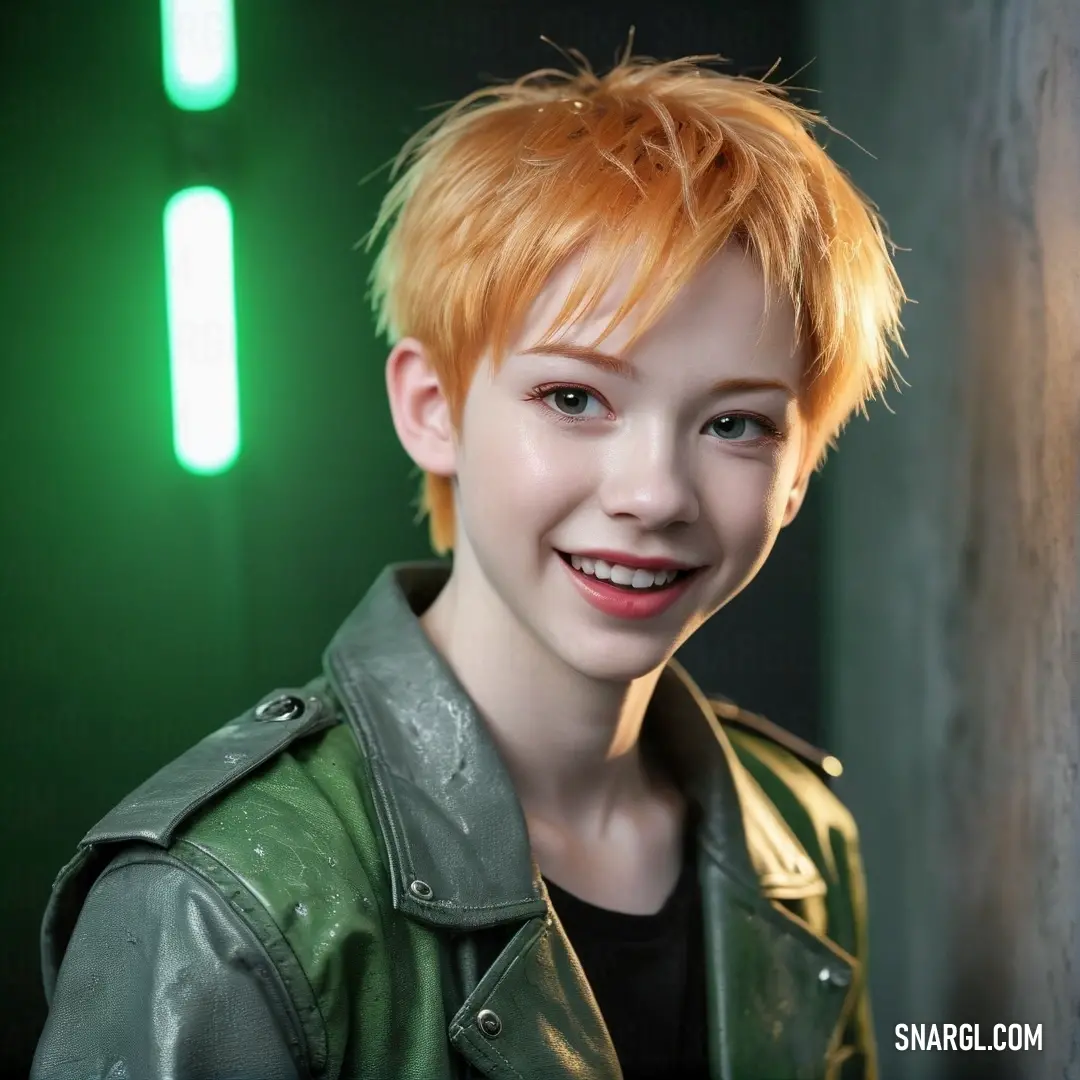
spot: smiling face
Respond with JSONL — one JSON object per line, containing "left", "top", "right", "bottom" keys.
{"left": 399, "top": 243, "right": 811, "bottom": 683}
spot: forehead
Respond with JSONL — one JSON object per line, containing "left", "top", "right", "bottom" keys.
{"left": 512, "top": 243, "right": 802, "bottom": 370}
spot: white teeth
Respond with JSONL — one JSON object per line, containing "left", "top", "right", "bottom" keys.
{"left": 564, "top": 553, "right": 685, "bottom": 589}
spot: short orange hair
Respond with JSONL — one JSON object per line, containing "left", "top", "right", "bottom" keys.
{"left": 366, "top": 49, "right": 904, "bottom": 554}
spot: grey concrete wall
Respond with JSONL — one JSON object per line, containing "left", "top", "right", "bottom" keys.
{"left": 813, "top": 2, "right": 1080, "bottom": 1077}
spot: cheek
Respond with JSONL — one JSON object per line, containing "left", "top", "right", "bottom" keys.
{"left": 456, "top": 408, "right": 592, "bottom": 536}
{"left": 518, "top": 425, "right": 603, "bottom": 504}
{"left": 704, "top": 460, "right": 790, "bottom": 555}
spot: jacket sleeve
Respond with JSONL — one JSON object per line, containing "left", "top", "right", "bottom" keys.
{"left": 834, "top": 822, "right": 877, "bottom": 1080}
{"left": 31, "top": 847, "right": 309, "bottom": 1080}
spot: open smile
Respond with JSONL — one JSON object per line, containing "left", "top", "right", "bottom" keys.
{"left": 556, "top": 550, "right": 704, "bottom": 620}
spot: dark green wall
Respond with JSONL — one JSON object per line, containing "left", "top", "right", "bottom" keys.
{"left": 2, "top": 2, "right": 808, "bottom": 1072}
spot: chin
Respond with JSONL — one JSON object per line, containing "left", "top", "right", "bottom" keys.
{"left": 546, "top": 628, "right": 682, "bottom": 684}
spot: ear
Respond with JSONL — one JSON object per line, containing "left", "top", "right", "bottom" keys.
{"left": 780, "top": 422, "right": 815, "bottom": 527}
{"left": 780, "top": 475, "right": 808, "bottom": 528}
{"left": 385, "top": 337, "right": 457, "bottom": 477}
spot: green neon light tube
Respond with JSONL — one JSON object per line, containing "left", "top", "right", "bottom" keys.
{"left": 161, "top": 0, "right": 237, "bottom": 111}
{"left": 164, "top": 187, "right": 240, "bottom": 475}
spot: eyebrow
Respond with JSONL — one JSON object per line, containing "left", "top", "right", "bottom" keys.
{"left": 523, "top": 343, "right": 635, "bottom": 376}
{"left": 521, "top": 343, "right": 797, "bottom": 399}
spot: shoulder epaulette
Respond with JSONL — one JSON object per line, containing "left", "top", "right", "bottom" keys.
{"left": 81, "top": 679, "right": 340, "bottom": 850}
{"left": 709, "top": 697, "right": 843, "bottom": 780}
{"left": 42, "top": 679, "right": 343, "bottom": 1002}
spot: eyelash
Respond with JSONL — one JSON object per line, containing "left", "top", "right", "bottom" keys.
{"left": 525, "top": 384, "right": 612, "bottom": 425}
{"left": 525, "top": 383, "right": 786, "bottom": 444}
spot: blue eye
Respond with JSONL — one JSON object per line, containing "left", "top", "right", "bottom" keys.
{"left": 543, "top": 387, "right": 604, "bottom": 418}
{"left": 550, "top": 388, "right": 588, "bottom": 415}
{"left": 711, "top": 416, "right": 748, "bottom": 439}
{"left": 706, "top": 414, "right": 779, "bottom": 442}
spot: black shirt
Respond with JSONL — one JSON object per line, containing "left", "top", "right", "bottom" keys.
{"left": 542, "top": 821, "right": 711, "bottom": 1080}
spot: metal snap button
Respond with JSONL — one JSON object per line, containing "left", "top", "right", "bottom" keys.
{"left": 477, "top": 1009, "right": 502, "bottom": 1038}
{"left": 408, "top": 879, "right": 433, "bottom": 900}
{"left": 254, "top": 695, "right": 305, "bottom": 722}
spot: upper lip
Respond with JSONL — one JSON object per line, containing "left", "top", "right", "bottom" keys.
{"left": 560, "top": 548, "right": 703, "bottom": 572}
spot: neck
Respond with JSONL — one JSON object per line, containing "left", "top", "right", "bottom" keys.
{"left": 420, "top": 553, "right": 669, "bottom": 834}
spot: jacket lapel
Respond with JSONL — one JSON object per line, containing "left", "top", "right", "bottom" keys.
{"left": 655, "top": 662, "right": 858, "bottom": 1079}
{"left": 700, "top": 861, "right": 858, "bottom": 1079}
{"left": 449, "top": 899, "right": 622, "bottom": 1080}
{"left": 326, "top": 565, "right": 625, "bottom": 1077}
{"left": 324, "top": 564, "right": 546, "bottom": 930}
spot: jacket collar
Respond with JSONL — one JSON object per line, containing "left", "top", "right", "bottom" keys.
{"left": 323, "top": 562, "right": 785, "bottom": 930}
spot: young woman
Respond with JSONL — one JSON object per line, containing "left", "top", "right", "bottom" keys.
{"left": 33, "top": 48, "right": 902, "bottom": 1080}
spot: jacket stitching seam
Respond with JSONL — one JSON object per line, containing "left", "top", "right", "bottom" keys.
{"left": 328, "top": 659, "right": 419, "bottom": 893}
{"left": 90, "top": 846, "right": 319, "bottom": 1079}
{"left": 463, "top": 1034, "right": 527, "bottom": 1080}
{"left": 171, "top": 838, "right": 330, "bottom": 1079}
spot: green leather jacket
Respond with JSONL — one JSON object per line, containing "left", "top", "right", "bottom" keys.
{"left": 32, "top": 564, "right": 875, "bottom": 1080}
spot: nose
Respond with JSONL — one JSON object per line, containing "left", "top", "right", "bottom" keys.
{"left": 597, "top": 423, "right": 700, "bottom": 528}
